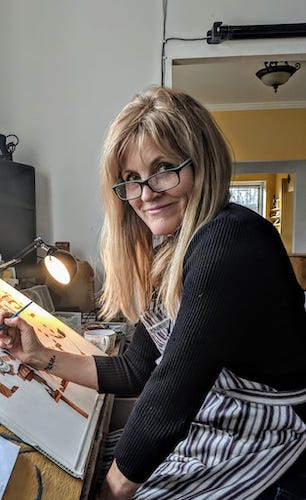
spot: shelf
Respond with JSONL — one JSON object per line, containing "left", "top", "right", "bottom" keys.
{"left": 270, "top": 199, "right": 281, "bottom": 232}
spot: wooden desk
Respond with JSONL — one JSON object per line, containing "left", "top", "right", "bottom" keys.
{"left": 289, "top": 253, "right": 306, "bottom": 290}
{"left": 1, "top": 424, "right": 83, "bottom": 499}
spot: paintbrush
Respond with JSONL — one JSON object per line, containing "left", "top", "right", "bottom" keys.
{"left": 0, "top": 301, "right": 33, "bottom": 330}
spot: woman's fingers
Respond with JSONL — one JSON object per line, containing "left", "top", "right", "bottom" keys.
{"left": 0, "top": 310, "right": 12, "bottom": 326}
{"left": 0, "top": 316, "right": 31, "bottom": 355}
{"left": 0, "top": 332, "right": 15, "bottom": 349}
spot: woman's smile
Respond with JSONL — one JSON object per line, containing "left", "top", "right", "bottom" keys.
{"left": 144, "top": 201, "right": 176, "bottom": 215}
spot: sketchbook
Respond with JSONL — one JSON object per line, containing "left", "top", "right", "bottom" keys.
{"left": 0, "top": 278, "right": 105, "bottom": 479}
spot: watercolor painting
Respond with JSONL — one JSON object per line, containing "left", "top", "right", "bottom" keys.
{"left": 0, "top": 279, "right": 105, "bottom": 478}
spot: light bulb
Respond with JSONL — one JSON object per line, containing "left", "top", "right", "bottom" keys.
{"left": 44, "top": 255, "right": 71, "bottom": 284}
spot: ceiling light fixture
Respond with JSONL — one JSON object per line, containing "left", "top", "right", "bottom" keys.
{"left": 255, "top": 61, "right": 301, "bottom": 93}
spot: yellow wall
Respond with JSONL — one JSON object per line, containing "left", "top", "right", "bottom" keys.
{"left": 219, "top": 108, "right": 301, "bottom": 253}
{"left": 212, "top": 108, "right": 306, "bottom": 161}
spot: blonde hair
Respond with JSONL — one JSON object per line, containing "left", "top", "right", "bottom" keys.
{"left": 99, "top": 86, "right": 232, "bottom": 322}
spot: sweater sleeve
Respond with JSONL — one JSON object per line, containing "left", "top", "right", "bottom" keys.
{"left": 93, "top": 321, "right": 160, "bottom": 396}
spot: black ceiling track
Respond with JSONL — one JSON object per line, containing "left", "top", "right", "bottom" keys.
{"left": 207, "top": 22, "right": 306, "bottom": 44}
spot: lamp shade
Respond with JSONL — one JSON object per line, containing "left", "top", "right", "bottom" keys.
{"left": 44, "top": 249, "right": 78, "bottom": 285}
{"left": 256, "top": 61, "right": 301, "bottom": 93}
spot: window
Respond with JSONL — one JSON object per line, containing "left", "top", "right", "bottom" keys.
{"left": 229, "top": 180, "right": 266, "bottom": 216}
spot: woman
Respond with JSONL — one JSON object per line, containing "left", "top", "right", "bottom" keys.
{"left": 1, "top": 86, "right": 306, "bottom": 499}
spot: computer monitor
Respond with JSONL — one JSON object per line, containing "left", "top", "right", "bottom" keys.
{"left": 0, "top": 160, "right": 36, "bottom": 263}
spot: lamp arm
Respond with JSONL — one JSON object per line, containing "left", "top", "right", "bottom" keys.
{"left": 0, "top": 258, "right": 21, "bottom": 271}
{"left": 0, "top": 237, "right": 48, "bottom": 272}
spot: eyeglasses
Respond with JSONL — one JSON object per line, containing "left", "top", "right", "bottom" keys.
{"left": 112, "top": 157, "right": 192, "bottom": 201}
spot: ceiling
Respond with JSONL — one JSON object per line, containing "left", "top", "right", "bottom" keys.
{"left": 172, "top": 54, "right": 306, "bottom": 111}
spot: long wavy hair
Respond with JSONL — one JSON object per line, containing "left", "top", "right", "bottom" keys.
{"left": 98, "top": 86, "right": 233, "bottom": 322}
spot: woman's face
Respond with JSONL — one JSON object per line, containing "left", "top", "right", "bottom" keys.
{"left": 121, "top": 138, "right": 194, "bottom": 236}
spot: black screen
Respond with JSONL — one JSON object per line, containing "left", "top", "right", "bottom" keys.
{"left": 0, "top": 160, "right": 36, "bottom": 263}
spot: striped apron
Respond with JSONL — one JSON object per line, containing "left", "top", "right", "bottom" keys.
{"left": 134, "top": 309, "right": 306, "bottom": 499}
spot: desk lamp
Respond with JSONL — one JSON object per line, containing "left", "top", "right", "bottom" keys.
{"left": 0, "top": 237, "right": 78, "bottom": 285}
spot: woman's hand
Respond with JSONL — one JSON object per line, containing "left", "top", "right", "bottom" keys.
{"left": 97, "top": 460, "right": 141, "bottom": 499}
{"left": 0, "top": 311, "right": 46, "bottom": 368}
{"left": 0, "top": 309, "right": 99, "bottom": 388}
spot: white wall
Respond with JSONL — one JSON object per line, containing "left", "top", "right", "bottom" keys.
{"left": 1, "top": 0, "right": 306, "bottom": 276}
{"left": 0, "top": 0, "right": 162, "bottom": 274}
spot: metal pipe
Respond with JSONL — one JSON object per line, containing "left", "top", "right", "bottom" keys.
{"left": 207, "top": 21, "right": 306, "bottom": 44}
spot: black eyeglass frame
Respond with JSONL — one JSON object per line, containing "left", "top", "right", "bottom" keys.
{"left": 112, "top": 157, "right": 193, "bottom": 201}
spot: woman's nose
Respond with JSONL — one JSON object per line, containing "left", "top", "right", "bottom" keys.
{"left": 140, "top": 184, "right": 161, "bottom": 201}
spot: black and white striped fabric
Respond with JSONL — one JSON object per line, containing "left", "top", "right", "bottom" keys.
{"left": 134, "top": 309, "right": 306, "bottom": 499}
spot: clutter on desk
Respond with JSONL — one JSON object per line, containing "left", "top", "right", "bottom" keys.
{"left": 21, "top": 284, "right": 55, "bottom": 312}
{"left": 55, "top": 311, "right": 82, "bottom": 334}
{"left": 82, "top": 326, "right": 117, "bottom": 354}
{"left": 0, "top": 254, "right": 18, "bottom": 288}
{"left": 83, "top": 320, "right": 136, "bottom": 343}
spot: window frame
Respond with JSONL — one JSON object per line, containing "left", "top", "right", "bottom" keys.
{"left": 229, "top": 180, "right": 266, "bottom": 217}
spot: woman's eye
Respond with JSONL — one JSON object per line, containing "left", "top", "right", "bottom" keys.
{"left": 125, "top": 172, "right": 140, "bottom": 182}
{"left": 157, "top": 162, "right": 174, "bottom": 173}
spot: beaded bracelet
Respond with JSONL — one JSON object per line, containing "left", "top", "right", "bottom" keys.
{"left": 43, "top": 354, "right": 56, "bottom": 372}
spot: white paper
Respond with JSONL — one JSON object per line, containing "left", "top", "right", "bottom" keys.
{"left": 0, "top": 435, "right": 20, "bottom": 499}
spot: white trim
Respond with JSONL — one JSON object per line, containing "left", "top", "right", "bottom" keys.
{"left": 206, "top": 100, "right": 306, "bottom": 111}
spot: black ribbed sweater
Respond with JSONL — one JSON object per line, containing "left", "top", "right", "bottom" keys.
{"left": 94, "top": 203, "right": 306, "bottom": 483}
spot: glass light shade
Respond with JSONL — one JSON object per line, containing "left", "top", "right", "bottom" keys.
{"left": 260, "top": 70, "right": 292, "bottom": 87}
{"left": 44, "top": 250, "right": 77, "bottom": 285}
{"left": 256, "top": 61, "right": 300, "bottom": 93}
